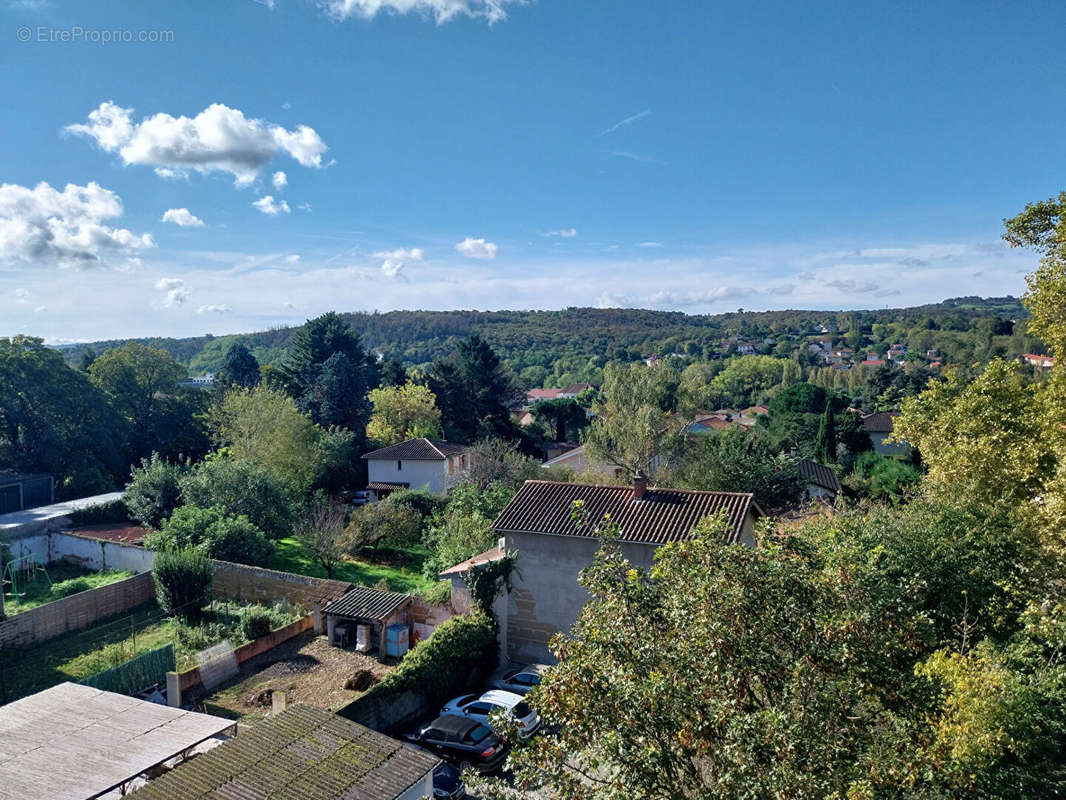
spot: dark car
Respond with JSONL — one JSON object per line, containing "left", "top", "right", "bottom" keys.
{"left": 432, "top": 761, "right": 467, "bottom": 799}
{"left": 407, "top": 715, "right": 509, "bottom": 774}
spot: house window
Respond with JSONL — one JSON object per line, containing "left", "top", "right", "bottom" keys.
{"left": 397, "top": 460, "right": 402, "bottom": 471}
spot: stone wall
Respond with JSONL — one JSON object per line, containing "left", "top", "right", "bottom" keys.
{"left": 210, "top": 561, "right": 351, "bottom": 609}
{"left": 0, "top": 571, "right": 155, "bottom": 649}
{"left": 337, "top": 686, "right": 430, "bottom": 734}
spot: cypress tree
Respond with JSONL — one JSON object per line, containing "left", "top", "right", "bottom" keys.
{"left": 815, "top": 399, "right": 837, "bottom": 463}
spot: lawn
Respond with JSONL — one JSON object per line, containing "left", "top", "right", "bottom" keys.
{"left": 2, "top": 562, "right": 134, "bottom": 616}
{"left": 0, "top": 598, "right": 304, "bottom": 704}
{"left": 267, "top": 537, "right": 443, "bottom": 597}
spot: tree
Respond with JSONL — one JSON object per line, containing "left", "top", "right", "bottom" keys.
{"left": 124, "top": 453, "right": 187, "bottom": 529}
{"left": 179, "top": 457, "right": 296, "bottom": 539}
{"left": 1003, "top": 191, "right": 1066, "bottom": 357}
{"left": 426, "top": 334, "right": 522, "bottom": 442}
{"left": 462, "top": 438, "right": 541, "bottom": 492}
{"left": 845, "top": 451, "right": 921, "bottom": 502}
{"left": 215, "top": 342, "right": 260, "bottom": 390}
{"left": 584, "top": 361, "right": 680, "bottom": 479}
{"left": 366, "top": 381, "right": 442, "bottom": 446}
{"left": 295, "top": 496, "right": 348, "bottom": 578}
{"left": 153, "top": 548, "right": 213, "bottom": 622}
{"left": 0, "top": 336, "right": 127, "bottom": 497}
{"left": 706, "top": 355, "right": 785, "bottom": 408}
{"left": 814, "top": 399, "right": 837, "bottom": 463}
{"left": 345, "top": 501, "right": 421, "bottom": 552}
{"left": 378, "top": 356, "right": 407, "bottom": 388}
{"left": 531, "top": 398, "right": 588, "bottom": 443}
{"left": 88, "top": 343, "right": 188, "bottom": 459}
{"left": 304, "top": 351, "right": 373, "bottom": 432}
{"left": 212, "top": 385, "right": 322, "bottom": 492}
{"left": 668, "top": 427, "right": 803, "bottom": 509}
{"left": 145, "top": 505, "right": 274, "bottom": 566}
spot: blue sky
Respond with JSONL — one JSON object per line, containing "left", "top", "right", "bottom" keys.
{"left": 2, "top": 0, "right": 1064, "bottom": 341}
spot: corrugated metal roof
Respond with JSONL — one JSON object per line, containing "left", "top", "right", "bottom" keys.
{"left": 131, "top": 705, "right": 437, "bottom": 800}
{"left": 362, "top": 438, "right": 468, "bottom": 461}
{"left": 323, "top": 585, "right": 412, "bottom": 621}
{"left": 797, "top": 458, "right": 841, "bottom": 492}
{"left": 491, "top": 480, "right": 759, "bottom": 545}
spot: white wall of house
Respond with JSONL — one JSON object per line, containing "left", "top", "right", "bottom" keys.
{"left": 397, "top": 771, "right": 435, "bottom": 800}
{"left": 804, "top": 484, "right": 836, "bottom": 501}
{"left": 367, "top": 456, "right": 465, "bottom": 495}
{"left": 869, "top": 433, "right": 911, "bottom": 457}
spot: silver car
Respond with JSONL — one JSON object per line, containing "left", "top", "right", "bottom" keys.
{"left": 440, "top": 689, "right": 541, "bottom": 739}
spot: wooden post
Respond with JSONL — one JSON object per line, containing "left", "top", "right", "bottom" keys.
{"left": 313, "top": 603, "right": 323, "bottom": 634}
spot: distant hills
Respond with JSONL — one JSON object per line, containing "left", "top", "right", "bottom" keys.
{"left": 55, "top": 296, "right": 1026, "bottom": 376}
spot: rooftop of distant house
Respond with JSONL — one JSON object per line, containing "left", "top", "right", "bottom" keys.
{"left": 491, "top": 479, "right": 762, "bottom": 545}
{"left": 797, "top": 458, "right": 842, "bottom": 493}
{"left": 362, "top": 438, "right": 468, "bottom": 461}
{"left": 131, "top": 704, "right": 438, "bottom": 800}
{"left": 861, "top": 411, "right": 899, "bottom": 433}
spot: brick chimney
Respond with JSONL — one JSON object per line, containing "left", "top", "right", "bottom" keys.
{"left": 633, "top": 470, "right": 648, "bottom": 500}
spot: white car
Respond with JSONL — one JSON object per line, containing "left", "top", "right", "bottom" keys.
{"left": 440, "top": 689, "right": 541, "bottom": 739}
{"left": 491, "top": 665, "right": 547, "bottom": 696}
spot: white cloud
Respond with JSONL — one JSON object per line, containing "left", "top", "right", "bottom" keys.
{"left": 253, "top": 196, "right": 291, "bottom": 215}
{"left": 34, "top": 305, "right": 47, "bottom": 313}
{"left": 161, "top": 207, "right": 204, "bottom": 227}
{"left": 545, "top": 227, "right": 577, "bottom": 238}
{"left": 272, "top": 171, "right": 288, "bottom": 190}
{"left": 296, "top": 202, "right": 312, "bottom": 212}
{"left": 14, "top": 288, "right": 31, "bottom": 304}
{"left": 281, "top": 102, "right": 292, "bottom": 110}
{"left": 319, "top": 0, "right": 524, "bottom": 24}
{"left": 606, "top": 150, "right": 666, "bottom": 165}
{"left": 639, "top": 241, "right": 663, "bottom": 248}
{"left": 66, "top": 102, "right": 328, "bottom": 186}
{"left": 373, "top": 247, "right": 423, "bottom": 279}
{"left": 380, "top": 260, "right": 404, "bottom": 278}
{"left": 155, "top": 277, "right": 189, "bottom": 307}
{"left": 0, "top": 181, "right": 154, "bottom": 268}
{"left": 197, "top": 304, "right": 231, "bottom": 314}
{"left": 455, "top": 237, "right": 498, "bottom": 259}
{"left": 284, "top": 253, "right": 301, "bottom": 263}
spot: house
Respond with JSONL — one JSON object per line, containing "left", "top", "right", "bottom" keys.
{"left": 1024, "top": 353, "right": 1055, "bottom": 370}
{"left": 362, "top": 438, "right": 469, "bottom": 498}
{"left": 0, "top": 472, "right": 54, "bottom": 516}
{"left": 525, "top": 387, "right": 563, "bottom": 405}
{"left": 861, "top": 359, "right": 887, "bottom": 367}
{"left": 558, "top": 382, "right": 593, "bottom": 398}
{"left": 324, "top": 584, "right": 414, "bottom": 657}
{"left": 861, "top": 411, "right": 910, "bottom": 456}
{"left": 797, "top": 458, "right": 841, "bottom": 501}
{"left": 486, "top": 477, "right": 763, "bottom": 663}
{"left": 132, "top": 704, "right": 439, "bottom": 800}
{"left": 178, "top": 373, "right": 215, "bottom": 389}
{"left": 684, "top": 414, "right": 739, "bottom": 435}
{"left": 540, "top": 444, "right": 623, "bottom": 481}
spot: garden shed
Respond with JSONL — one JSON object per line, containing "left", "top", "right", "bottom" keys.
{"left": 0, "top": 472, "right": 54, "bottom": 516}
{"left": 324, "top": 585, "right": 413, "bottom": 658}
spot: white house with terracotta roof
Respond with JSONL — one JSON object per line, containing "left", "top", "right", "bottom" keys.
{"left": 361, "top": 438, "right": 469, "bottom": 498}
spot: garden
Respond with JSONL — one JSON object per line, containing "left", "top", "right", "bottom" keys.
{"left": 1, "top": 561, "right": 133, "bottom": 616}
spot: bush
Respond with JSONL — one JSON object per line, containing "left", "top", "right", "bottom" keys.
{"left": 146, "top": 505, "right": 274, "bottom": 566}
{"left": 66, "top": 499, "right": 131, "bottom": 527}
{"left": 154, "top": 549, "right": 213, "bottom": 622}
{"left": 241, "top": 612, "right": 273, "bottom": 640}
{"left": 377, "top": 611, "right": 497, "bottom": 708}
{"left": 345, "top": 502, "right": 422, "bottom": 551}
{"left": 385, "top": 489, "right": 447, "bottom": 522}
{"left": 179, "top": 457, "right": 296, "bottom": 539}
{"left": 49, "top": 577, "right": 92, "bottom": 598}
{"left": 846, "top": 451, "right": 922, "bottom": 502}
{"left": 418, "top": 579, "right": 453, "bottom": 606}
{"left": 125, "top": 453, "right": 186, "bottom": 529}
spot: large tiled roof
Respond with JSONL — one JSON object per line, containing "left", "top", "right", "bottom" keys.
{"left": 132, "top": 705, "right": 438, "bottom": 800}
{"left": 362, "top": 438, "right": 468, "bottom": 461}
{"left": 491, "top": 480, "right": 760, "bottom": 545}
{"left": 323, "top": 585, "right": 412, "bottom": 621}
{"left": 797, "top": 458, "right": 841, "bottom": 493}
{"left": 861, "top": 412, "right": 898, "bottom": 433}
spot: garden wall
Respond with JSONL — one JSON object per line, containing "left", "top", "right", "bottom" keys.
{"left": 210, "top": 561, "right": 351, "bottom": 609}
{"left": 337, "top": 686, "right": 430, "bottom": 734}
{"left": 176, "top": 613, "right": 316, "bottom": 692}
{"left": 49, "top": 532, "right": 155, "bottom": 572}
{"left": 0, "top": 571, "right": 155, "bottom": 649}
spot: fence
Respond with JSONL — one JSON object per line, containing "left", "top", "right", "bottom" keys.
{"left": 0, "top": 571, "right": 156, "bottom": 649}
{"left": 79, "top": 644, "right": 175, "bottom": 695}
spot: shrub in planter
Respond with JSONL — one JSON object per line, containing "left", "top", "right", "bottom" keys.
{"left": 154, "top": 548, "right": 213, "bottom": 622}
{"left": 241, "top": 612, "right": 273, "bottom": 640}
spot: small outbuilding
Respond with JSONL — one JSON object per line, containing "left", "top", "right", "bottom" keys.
{"left": 323, "top": 585, "right": 413, "bottom": 658}
{"left": 797, "top": 458, "right": 842, "bottom": 501}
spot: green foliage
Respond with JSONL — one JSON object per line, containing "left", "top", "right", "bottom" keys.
{"left": 179, "top": 456, "right": 296, "bottom": 539}
{"left": 377, "top": 611, "right": 497, "bottom": 708}
{"left": 531, "top": 397, "right": 589, "bottom": 442}
{"left": 426, "top": 334, "right": 522, "bottom": 442}
{"left": 215, "top": 342, "right": 260, "bottom": 390}
{"left": 417, "top": 579, "right": 453, "bottom": 605}
{"left": 463, "top": 555, "right": 516, "bottom": 616}
{"left": 65, "top": 499, "right": 132, "bottom": 527}
{"left": 707, "top": 354, "right": 786, "bottom": 408}
{"left": 147, "top": 505, "right": 274, "bottom": 566}
{"left": 462, "top": 438, "right": 541, "bottom": 492}
{"left": 421, "top": 483, "right": 513, "bottom": 579}
{"left": 667, "top": 427, "right": 803, "bottom": 509}
{"left": 846, "top": 451, "right": 921, "bottom": 501}
{"left": 1004, "top": 190, "right": 1066, "bottom": 357}
{"left": 48, "top": 576, "right": 93, "bottom": 598}
{"left": 814, "top": 399, "right": 837, "bottom": 463}
{"left": 294, "top": 495, "right": 347, "bottom": 578}
{"left": 768, "top": 381, "right": 830, "bottom": 415}
{"left": 366, "top": 380, "right": 442, "bottom": 446}
{"left": 384, "top": 489, "right": 448, "bottom": 521}
{"left": 153, "top": 549, "right": 214, "bottom": 622}
{"left": 345, "top": 501, "right": 422, "bottom": 551}
{"left": 125, "top": 453, "right": 186, "bottom": 528}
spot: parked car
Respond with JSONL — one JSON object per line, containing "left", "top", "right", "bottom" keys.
{"left": 432, "top": 761, "right": 466, "bottom": 799}
{"left": 406, "top": 715, "right": 509, "bottom": 774}
{"left": 492, "top": 665, "right": 547, "bottom": 696}
{"left": 441, "top": 689, "right": 541, "bottom": 739}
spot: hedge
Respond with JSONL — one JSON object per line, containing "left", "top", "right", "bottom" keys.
{"left": 377, "top": 611, "right": 497, "bottom": 708}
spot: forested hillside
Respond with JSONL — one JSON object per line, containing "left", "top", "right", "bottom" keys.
{"left": 57, "top": 296, "right": 1032, "bottom": 389}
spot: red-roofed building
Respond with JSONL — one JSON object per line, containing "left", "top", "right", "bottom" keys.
{"left": 1024, "top": 353, "right": 1055, "bottom": 370}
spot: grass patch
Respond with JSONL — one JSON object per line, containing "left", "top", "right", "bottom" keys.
{"left": 0, "top": 598, "right": 304, "bottom": 704}
{"left": 267, "top": 537, "right": 436, "bottom": 595}
{"left": 2, "top": 563, "right": 134, "bottom": 616}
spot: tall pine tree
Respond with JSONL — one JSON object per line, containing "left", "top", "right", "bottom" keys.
{"left": 815, "top": 399, "right": 837, "bottom": 463}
